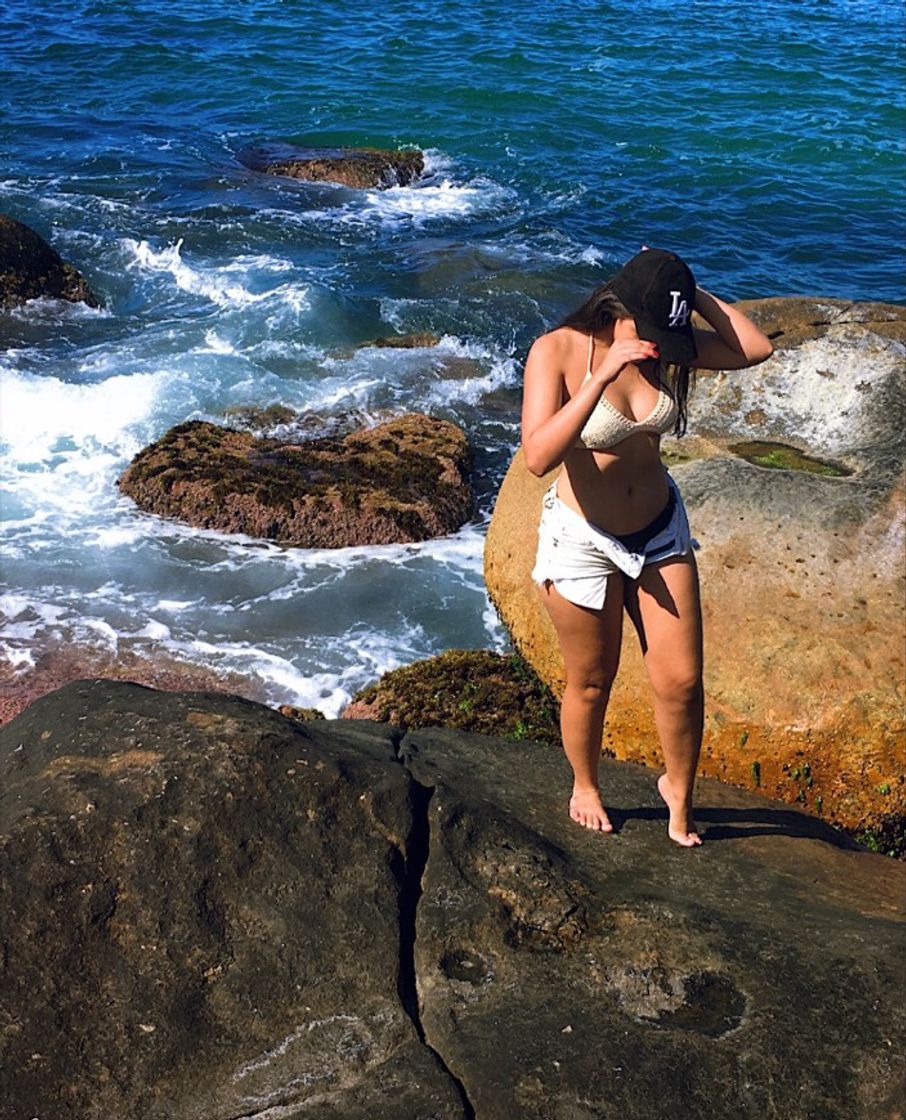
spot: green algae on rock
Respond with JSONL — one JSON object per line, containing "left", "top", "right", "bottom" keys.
{"left": 278, "top": 704, "right": 327, "bottom": 722}
{"left": 344, "top": 649, "right": 560, "bottom": 745}
{"left": 728, "top": 440, "right": 852, "bottom": 477}
{"left": 117, "top": 413, "right": 473, "bottom": 548}
{"left": 0, "top": 214, "right": 98, "bottom": 309}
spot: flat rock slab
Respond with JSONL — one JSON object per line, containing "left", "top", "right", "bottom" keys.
{"left": 1, "top": 681, "right": 904, "bottom": 1119}
{"left": 0, "top": 214, "right": 98, "bottom": 309}
{"left": 118, "top": 412, "right": 473, "bottom": 547}
{"left": 239, "top": 142, "right": 424, "bottom": 189}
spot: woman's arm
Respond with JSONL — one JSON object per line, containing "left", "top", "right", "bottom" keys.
{"left": 520, "top": 330, "right": 658, "bottom": 476}
{"left": 691, "top": 288, "right": 774, "bottom": 370}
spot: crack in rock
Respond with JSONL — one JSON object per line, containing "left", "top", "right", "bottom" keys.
{"left": 396, "top": 769, "right": 476, "bottom": 1120}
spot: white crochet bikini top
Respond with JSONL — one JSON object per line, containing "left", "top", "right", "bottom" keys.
{"left": 576, "top": 333, "right": 678, "bottom": 451}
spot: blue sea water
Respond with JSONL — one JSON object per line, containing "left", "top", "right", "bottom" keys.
{"left": 1, "top": 0, "right": 904, "bottom": 712}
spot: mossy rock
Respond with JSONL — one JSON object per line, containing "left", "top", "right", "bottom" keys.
{"left": 363, "top": 332, "right": 441, "bottom": 349}
{"left": 854, "top": 814, "right": 906, "bottom": 860}
{"left": 118, "top": 413, "right": 472, "bottom": 548}
{"left": 345, "top": 649, "right": 560, "bottom": 744}
{"left": 240, "top": 143, "right": 425, "bottom": 190}
{"left": 277, "top": 704, "right": 326, "bottom": 722}
{"left": 222, "top": 403, "right": 297, "bottom": 430}
{"left": 0, "top": 214, "right": 98, "bottom": 310}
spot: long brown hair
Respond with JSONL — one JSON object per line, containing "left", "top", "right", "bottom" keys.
{"left": 557, "top": 284, "right": 695, "bottom": 436}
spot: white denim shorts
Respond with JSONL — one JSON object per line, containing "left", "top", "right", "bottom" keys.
{"left": 531, "top": 474, "right": 693, "bottom": 610}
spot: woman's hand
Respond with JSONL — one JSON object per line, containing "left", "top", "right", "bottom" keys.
{"left": 521, "top": 331, "right": 660, "bottom": 477}
{"left": 594, "top": 337, "right": 659, "bottom": 384}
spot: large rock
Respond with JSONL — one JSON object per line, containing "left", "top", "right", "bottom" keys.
{"left": 1, "top": 681, "right": 903, "bottom": 1119}
{"left": 0, "top": 214, "right": 98, "bottom": 309}
{"left": 485, "top": 298, "right": 906, "bottom": 840}
{"left": 118, "top": 412, "right": 473, "bottom": 547}
{"left": 239, "top": 142, "right": 424, "bottom": 189}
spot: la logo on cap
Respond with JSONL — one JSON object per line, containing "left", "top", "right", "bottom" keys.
{"left": 668, "top": 290, "right": 690, "bottom": 327}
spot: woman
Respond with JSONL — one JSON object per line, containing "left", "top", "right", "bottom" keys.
{"left": 521, "top": 248, "right": 773, "bottom": 846}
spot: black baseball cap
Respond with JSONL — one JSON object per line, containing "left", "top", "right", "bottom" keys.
{"left": 609, "top": 248, "right": 698, "bottom": 365}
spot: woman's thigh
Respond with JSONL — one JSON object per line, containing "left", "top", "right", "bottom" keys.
{"left": 539, "top": 575, "right": 625, "bottom": 687}
{"left": 623, "top": 553, "right": 703, "bottom": 690}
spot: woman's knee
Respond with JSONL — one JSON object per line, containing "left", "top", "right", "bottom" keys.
{"left": 648, "top": 666, "right": 703, "bottom": 708}
{"left": 565, "top": 671, "right": 618, "bottom": 706}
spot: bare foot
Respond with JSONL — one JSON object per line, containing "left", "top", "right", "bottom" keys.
{"left": 569, "top": 787, "right": 613, "bottom": 833}
{"left": 657, "top": 774, "right": 702, "bottom": 847}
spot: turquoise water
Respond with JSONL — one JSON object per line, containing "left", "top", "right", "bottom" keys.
{"left": 1, "top": 1, "right": 904, "bottom": 711}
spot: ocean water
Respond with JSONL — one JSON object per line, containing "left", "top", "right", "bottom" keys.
{"left": 1, "top": 0, "right": 904, "bottom": 713}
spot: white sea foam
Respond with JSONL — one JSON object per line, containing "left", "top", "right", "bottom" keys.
{"left": 471, "top": 232, "right": 606, "bottom": 269}
{"left": 422, "top": 342, "right": 520, "bottom": 410}
{"left": 123, "top": 238, "right": 310, "bottom": 311}
{"left": 356, "top": 175, "right": 517, "bottom": 226}
{"left": 0, "top": 368, "right": 170, "bottom": 469}
{"left": 199, "top": 330, "right": 240, "bottom": 355}
{"left": 306, "top": 331, "right": 519, "bottom": 416}
{"left": 0, "top": 591, "right": 117, "bottom": 663}
{"left": 7, "top": 297, "right": 112, "bottom": 322}
{"left": 88, "top": 524, "right": 149, "bottom": 549}
{"left": 264, "top": 149, "right": 518, "bottom": 231}
{"left": 153, "top": 599, "right": 197, "bottom": 612}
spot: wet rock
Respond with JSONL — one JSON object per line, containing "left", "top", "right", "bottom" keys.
{"left": 0, "top": 640, "right": 265, "bottom": 728}
{"left": 240, "top": 142, "right": 424, "bottom": 189}
{"left": 362, "top": 331, "right": 442, "bottom": 349}
{"left": 0, "top": 214, "right": 99, "bottom": 309}
{"left": 342, "top": 649, "right": 560, "bottom": 744}
{"left": 118, "top": 412, "right": 472, "bottom": 548}
{"left": 1, "top": 681, "right": 903, "bottom": 1119}
{"left": 485, "top": 297, "right": 906, "bottom": 840}
{"left": 221, "top": 402, "right": 297, "bottom": 429}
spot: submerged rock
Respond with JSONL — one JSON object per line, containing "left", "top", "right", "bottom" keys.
{"left": 118, "top": 412, "right": 473, "bottom": 547}
{"left": 485, "top": 297, "right": 906, "bottom": 840}
{"left": 221, "top": 402, "right": 298, "bottom": 429}
{"left": 0, "top": 214, "right": 99, "bottom": 309}
{"left": 362, "top": 331, "right": 442, "bottom": 349}
{"left": 240, "top": 142, "right": 424, "bottom": 189}
{"left": 0, "top": 680, "right": 903, "bottom": 1119}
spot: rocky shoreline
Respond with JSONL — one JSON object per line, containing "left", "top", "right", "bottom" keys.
{"left": 1, "top": 679, "right": 903, "bottom": 1119}
{"left": 1, "top": 217, "right": 904, "bottom": 857}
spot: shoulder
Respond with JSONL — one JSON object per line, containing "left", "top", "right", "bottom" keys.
{"left": 526, "top": 326, "right": 579, "bottom": 369}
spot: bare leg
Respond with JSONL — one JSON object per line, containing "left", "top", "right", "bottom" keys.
{"left": 539, "top": 576, "right": 624, "bottom": 832}
{"left": 624, "top": 553, "right": 704, "bottom": 847}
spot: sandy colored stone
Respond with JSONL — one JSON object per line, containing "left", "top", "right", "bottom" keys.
{"left": 485, "top": 298, "right": 906, "bottom": 837}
